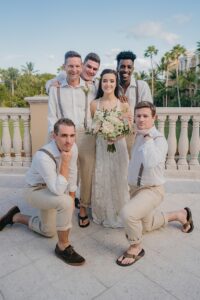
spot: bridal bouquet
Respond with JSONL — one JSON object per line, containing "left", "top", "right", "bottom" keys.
{"left": 87, "top": 108, "right": 132, "bottom": 152}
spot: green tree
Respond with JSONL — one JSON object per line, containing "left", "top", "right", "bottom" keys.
{"left": 170, "top": 44, "right": 186, "bottom": 107}
{"left": 1, "top": 67, "right": 20, "bottom": 97}
{"left": 144, "top": 45, "right": 158, "bottom": 99}
{"left": 21, "top": 62, "right": 38, "bottom": 75}
{"left": 159, "top": 51, "right": 172, "bottom": 106}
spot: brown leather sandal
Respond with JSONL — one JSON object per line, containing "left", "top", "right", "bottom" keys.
{"left": 183, "top": 207, "right": 194, "bottom": 233}
{"left": 116, "top": 248, "right": 145, "bottom": 267}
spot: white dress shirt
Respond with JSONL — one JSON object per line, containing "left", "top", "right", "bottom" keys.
{"left": 128, "top": 126, "right": 168, "bottom": 186}
{"left": 26, "top": 140, "right": 78, "bottom": 195}
{"left": 48, "top": 78, "right": 96, "bottom": 133}
{"left": 119, "top": 77, "right": 153, "bottom": 114}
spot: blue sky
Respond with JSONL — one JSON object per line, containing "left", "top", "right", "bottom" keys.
{"left": 0, "top": 0, "right": 199, "bottom": 75}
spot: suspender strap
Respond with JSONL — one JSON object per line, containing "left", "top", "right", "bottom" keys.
{"left": 136, "top": 136, "right": 163, "bottom": 187}
{"left": 57, "top": 87, "right": 64, "bottom": 118}
{"left": 137, "top": 163, "right": 144, "bottom": 187}
{"left": 38, "top": 148, "right": 58, "bottom": 171}
{"left": 84, "top": 86, "right": 88, "bottom": 130}
{"left": 135, "top": 80, "right": 139, "bottom": 105}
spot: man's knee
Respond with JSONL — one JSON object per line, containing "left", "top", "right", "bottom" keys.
{"left": 41, "top": 224, "right": 56, "bottom": 237}
{"left": 121, "top": 203, "right": 139, "bottom": 223}
{"left": 57, "top": 194, "right": 74, "bottom": 211}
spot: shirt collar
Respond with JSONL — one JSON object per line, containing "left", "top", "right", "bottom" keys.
{"left": 119, "top": 76, "right": 137, "bottom": 90}
{"left": 61, "top": 77, "right": 86, "bottom": 88}
{"left": 47, "top": 140, "right": 61, "bottom": 159}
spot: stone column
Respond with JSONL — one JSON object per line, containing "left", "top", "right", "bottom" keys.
{"left": 177, "top": 115, "right": 190, "bottom": 170}
{"left": 157, "top": 114, "right": 166, "bottom": 135}
{"left": 22, "top": 115, "right": 32, "bottom": 167}
{"left": 11, "top": 115, "right": 23, "bottom": 166}
{"left": 166, "top": 115, "right": 178, "bottom": 169}
{"left": 25, "top": 96, "right": 48, "bottom": 155}
{"left": 1, "top": 116, "right": 12, "bottom": 166}
{"left": 189, "top": 116, "right": 200, "bottom": 170}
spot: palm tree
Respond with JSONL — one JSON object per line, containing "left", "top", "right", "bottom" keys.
{"left": 21, "top": 62, "right": 38, "bottom": 75}
{"left": 170, "top": 44, "right": 186, "bottom": 107}
{"left": 1, "top": 67, "right": 19, "bottom": 96}
{"left": 195, "top": 41, "right": 200, "bottom": 95}
{"left": 144, "top": 45, "right": 158, "bottom": 99}
{"left": 159, "top": 51, "right": 172, "bottom": 106}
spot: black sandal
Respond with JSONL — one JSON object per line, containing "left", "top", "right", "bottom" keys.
{"left": 183, "top": 207, "right": 194, "bottom": 233}
{"left": 78, "top": 213, "right": 90, "bottom": 228}
{"left": 75, "top": 198, "right": 80, "bottom": 209}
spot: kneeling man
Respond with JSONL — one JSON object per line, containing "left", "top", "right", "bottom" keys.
{"left": 0, "top": 118, "right": 85, "bottom": 266}
{"left": 117, "top": 101, "right": 194, "bottom": 267}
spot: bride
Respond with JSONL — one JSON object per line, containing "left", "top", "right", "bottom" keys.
{"left": 90, "top": 69, "right": 132, "bottom": 228}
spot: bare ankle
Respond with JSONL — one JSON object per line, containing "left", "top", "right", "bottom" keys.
{"left": 57, "top": 242, "right": 70, "bottom": 251}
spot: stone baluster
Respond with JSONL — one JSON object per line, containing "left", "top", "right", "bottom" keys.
{"left": 157, "top": 114, "right": 166, "bottom": 135}
{"left": 22, "top": 115, "right": 32, "bottom": 166}
{"left": 11, "top": 115, "right": 23, "bottom": 166}
{"left": 189, "top": 116, "right": 200, "bottom": 170}
{"left": 177, "top": 115, "right": 190, "bottom": 170}
{"left": 166, "top": 115, "right": 178, "bottom": 169}
{"left": 0, "top": 141, "right": 2, "bottom": 166}
{"left": 1, "top": 116, "right": 12, "bottom": 166}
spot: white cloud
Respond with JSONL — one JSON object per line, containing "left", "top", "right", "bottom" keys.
{"left": 104, "top": 48, "right": 121, "bottom": 59}
{"left": 172, "top": 13, "right": 192, "bottom": 25}
{"left": 48, "top": 54, "right": 55, "bottom": 60}
{"left": 127, "top": 21, "right": 179, "bottom": 45}
{"left": 3, "top": 54, "right": 24, "bottom": 61}
{"left": 135, "top": 58, "right": 151, "bottom": 71}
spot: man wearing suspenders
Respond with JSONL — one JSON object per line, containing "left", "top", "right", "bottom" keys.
{"left": 48, "top": 51, "right": 97, "bottom": 228}
{"left": 0, "top": 118, "right": 85, "bottom": 266}
{"left": 116, "top": 51, "right": 153, "bottom": 157}
{"left": 116, "top": 101, "right": 194, "bottom": 267}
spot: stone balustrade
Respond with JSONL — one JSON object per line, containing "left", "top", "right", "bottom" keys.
{"left": 157, "top": 107, "right": 200, "bottom": 178}
{"left": 0, "top": 97, "right": 200, "bottom": 178}
{"left": 0, "top": 107, "right": 31, "bottom": 167}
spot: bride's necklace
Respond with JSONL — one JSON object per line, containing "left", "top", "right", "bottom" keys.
{"left": 100, "top": 97, "right": 117, "bottom": 110}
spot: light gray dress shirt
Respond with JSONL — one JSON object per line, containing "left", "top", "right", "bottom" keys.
{"left": 128, "top": 126, "right": 168, "bottom": 186}
{"left": 119, "top": 77, "right": 153, "bottom": 114}
{"left": 48, "top": 78, "right": 96, "bottom": 133}
{"left": 26, "top": 140, "right": 78, "bottom": 195}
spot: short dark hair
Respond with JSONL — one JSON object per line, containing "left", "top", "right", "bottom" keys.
{"left": 54, "top": 118, "right": 75, "bottom": 135}
{"left": 95, "top": 69, "right": 119, "bottom": 99}
{"left": 116, "top": 51, "right": 137, "bottom": 66}
{"left": 64, "top": 51, "right": 82, "bottom": 63}
{"left": 134, "top": 101, "right": 156, "bottom": 117}
{"left": 84, "top": 52, "right": 101, "bottom": 64}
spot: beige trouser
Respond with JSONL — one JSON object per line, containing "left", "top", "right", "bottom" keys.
{"left": 24, "top": 187, "right": 74, "bottom": 237}
{"left": 125, "top": 133, "right": 135, "bottom": 159}
{"left": 121, "top": 185, "right": 168, "bottom": 245}
{"left": 76, "top": 130, "right": 96, "bottom": 208}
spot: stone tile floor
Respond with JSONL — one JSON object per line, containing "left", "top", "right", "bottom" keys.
{"left": 0, "top": 174, "right": 200, "bottom": 300}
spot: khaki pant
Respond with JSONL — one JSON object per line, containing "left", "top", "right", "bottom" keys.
{"left": 24, "top": 187, "right": 74, "bottom": 237}
{"left": 76, "top": 130, "right": 96, "bottom": 207}
{"left": 125, "top": 133, "right": 135, "bottom": 159}
{"left": 121, "top": 185, "right": 168, "bottom": 245}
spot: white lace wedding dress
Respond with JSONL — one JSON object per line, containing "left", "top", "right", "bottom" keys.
{"left": 91, "top": 100, "right": 130, "bottom": 228}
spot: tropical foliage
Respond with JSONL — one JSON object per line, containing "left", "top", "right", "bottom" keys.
{"left": 0, "top": 62, "right": 54, "bottom": 107}
{"left": 1, "top": 41, "right": 200, "bottom": 107}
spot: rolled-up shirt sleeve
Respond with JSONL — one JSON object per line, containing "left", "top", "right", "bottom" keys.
{"left": 34, "top": 153, "right": 69, "bottom": 195}
{"left": 139, "top": 137, "right": 168, "bottom": 169}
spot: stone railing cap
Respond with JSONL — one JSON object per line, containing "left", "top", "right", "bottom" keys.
{"left": 25, "top": 96, "right": 48, "bottom": 104}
